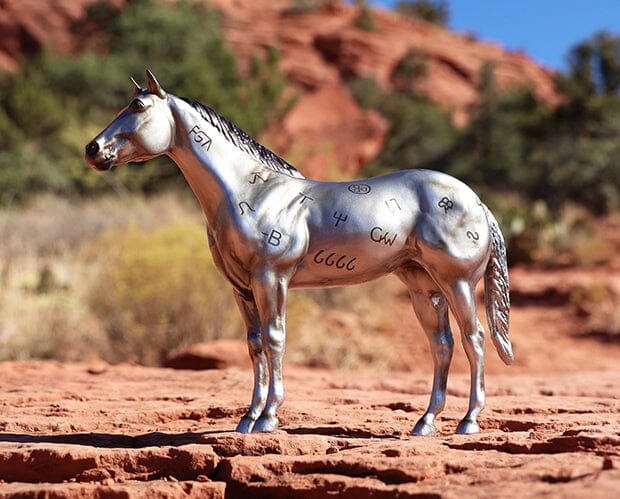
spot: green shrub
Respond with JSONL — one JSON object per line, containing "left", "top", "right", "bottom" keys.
{"left": 395, "top": 1, "right": 449, "bottom": 26}
{"left": 0, "top": 283, "right": 104, "bottom": 362}
{"left": 84, "top": 221, "right": 242, "bottom": 365}
{"left": 0, "top": 0, "right": 291, "bottom": 204}
{"left": 350, "top": 77, "right": 456, "bottom": 176}
{"left": 488, "top": 195, "right": 613, "bottom": 266}
{"left": 84, "top": 220, "right": 330, "bottom": 366}
{"left": 353, "top": 0, "right": 376, "bottom": 32}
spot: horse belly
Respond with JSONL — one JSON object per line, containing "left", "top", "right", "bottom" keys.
{"left": 290, "top": 234, "right": 409, "bottom": 288}
{"left": 290, "top": 185, "right": 419, "bottom": 287}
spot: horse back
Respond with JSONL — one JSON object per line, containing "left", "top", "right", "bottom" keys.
{"left": 290, "top": 169, "right": 490, "bottom": 287}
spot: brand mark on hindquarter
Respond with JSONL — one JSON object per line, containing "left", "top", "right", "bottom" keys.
{"left": 370, "top": 226, "right": 398, "bottom": 246}
{"left": 438, "top": 197, "right": 454, "bottom": 213}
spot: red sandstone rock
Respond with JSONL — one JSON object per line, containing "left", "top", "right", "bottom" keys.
{"left": 0, "top": 362, "right": 618, "bottom": 497}
{"left": 164, "top": 339, "right": 251, "bottom": 370}
{"left": 261, "top": 83, "right": 388, "bottom": 179}
{"left": 0, "top": 250, "right": 618, "bottom": 496}
{"left": 0, "top": 0, "right": 563, "bottom": 177}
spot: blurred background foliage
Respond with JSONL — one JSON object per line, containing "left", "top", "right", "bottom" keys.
{"left": 0, "top": 0, "right": 618, "bottom": 365}
{"left": 351, "top": 37, "right": 620, "bottom": 215}
{"left": 0, "top": 0, "right": 618, "bottom": 214}
{"left": 0, "top": 0, "right": 289, "bottom": 203}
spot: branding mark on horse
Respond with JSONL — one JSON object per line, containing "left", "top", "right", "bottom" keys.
{"left": 438, "top": 197, "right": 454, "bottom": 213}
{"left": 370, "top": 226, "right": 398, "bottom": 246}
{"left": 333, "top": 211, "right": 348, "bottom": 227}
{"left": 348, "top": 184, "right": 371, "bottom": 195}
{"left": 385, "top": 198, "right": 402, "bottom": 211}
{"left": 466, "top": 230, "right": 480, "bottom": 241}
{"left": 238, "top": 201, "right": 255, "bottom": 215}
{"left": 188, "top": 125, "right": 212, "bottom": 150}
{"left": 313, "top": 249, "right": 356, "bottom": 271}
{"left": 298, "top": 192, "right": 314, "bottom": 204}
{"left": 249, "top": 172, "right": 267, "bottom": 184}
{"left": 261, "top": 229, "right": 282, "bottom": 247}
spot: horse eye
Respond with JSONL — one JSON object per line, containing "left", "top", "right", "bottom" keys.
{"left": 130, "top": 99, "right": 146, "bottom": 112}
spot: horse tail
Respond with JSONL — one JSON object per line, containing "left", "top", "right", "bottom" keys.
{"left": 482, "top": 205, "right": 513, "bottom": 365}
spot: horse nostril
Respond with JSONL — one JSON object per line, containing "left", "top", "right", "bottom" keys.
{"left": 86, "top": 141, "right": 100, "bottom": 157}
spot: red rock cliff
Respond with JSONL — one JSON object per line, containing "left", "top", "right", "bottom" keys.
{"left": 0, "top": 0, "right": 562, "bottom": 179}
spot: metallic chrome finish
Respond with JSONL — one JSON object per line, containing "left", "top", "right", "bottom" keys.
{"left": 86, "top": 71, "right": 512, "bottom": 436}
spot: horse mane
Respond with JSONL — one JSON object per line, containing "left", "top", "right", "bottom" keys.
{"left": 180, "top": 97, "right": 304, "bottom": 178}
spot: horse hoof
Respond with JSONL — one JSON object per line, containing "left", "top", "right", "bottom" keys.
{"left": 235, "top": 415, "right": 256, "bottom": 433}
{"left": 412, "top": 419, "right": 436, "bottom": 436}
{"left": 252, "top": 415, "right": 279, "bottom": 432}
{"left": 455, "top": 418, "right": 480, "bottom": 434}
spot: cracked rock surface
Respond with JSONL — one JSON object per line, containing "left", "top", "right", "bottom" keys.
{"left": 0, "top": 362, "right": 618, "bottom": 498}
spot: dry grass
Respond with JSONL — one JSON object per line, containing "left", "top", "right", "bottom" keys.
{"left": 289, "top": 277, "right": 424, "bottom": 371}
{"left": 0, "top": 191, "right": 617, "bottom": 369}
{"left": 0, "top": 191, "right": 420, "bottom": 369}
{"left": 0, "top": 192, "right": 202, "bottom": 362}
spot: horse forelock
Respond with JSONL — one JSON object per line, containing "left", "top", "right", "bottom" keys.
{"left": 179, "top": 97, "right": 304, "bottom": 178}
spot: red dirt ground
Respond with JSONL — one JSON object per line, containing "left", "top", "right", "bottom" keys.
{"left": 0, "top": 249, "right": 619, "bottom": 497}
{"left": 0, "top": 362, "right": 618, "bottom": 498}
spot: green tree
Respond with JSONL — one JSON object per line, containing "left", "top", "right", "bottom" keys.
{"left": 241, "top": 47, "right": 294, "bottom": 136}
{"left": 543, "top": 31, "right": 620, "bottom": 212}
{"left": 390, "top": 48, "right": 428, "bottom": 91}
{"left": 395, "top": 1, "right": 449, "bottom": 26}
{"left": 0, "top": 0, "right": 291, "bottom": 203}
{"left": 350, "top": 77, "right": 455, "bottom": 175}
{"left": 564, "top": 31, "right": 620, "bottom": 96}
{"left": 354, "top": 0, "right": 376, "bottom": 32}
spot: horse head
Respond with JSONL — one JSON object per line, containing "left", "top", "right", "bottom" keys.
{"left": 85, "top": 70, "right": 174, "bottom": 171}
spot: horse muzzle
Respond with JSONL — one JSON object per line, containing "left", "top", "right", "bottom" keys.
{"left": 85, "top": 140, "right": 115, "bottom": 171}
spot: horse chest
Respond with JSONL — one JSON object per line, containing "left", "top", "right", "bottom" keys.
{"left": 210, "top": 203, "right": 310, "bottom": 280}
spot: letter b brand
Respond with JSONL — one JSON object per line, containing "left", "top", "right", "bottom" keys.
{"left": 267, "top": 230, "right": 282, "bottom": 247}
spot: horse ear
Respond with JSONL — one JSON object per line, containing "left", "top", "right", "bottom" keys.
{"left": 146, "top": 69, "right": 166, "bottom": 99}
{"left": 130, "top": 76, "right": 141, "bottom": 96}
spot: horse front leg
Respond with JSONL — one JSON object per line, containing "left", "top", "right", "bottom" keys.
{"left": 233, "top": 289, "right": 269, "bottom": 433}
{"left": 249, "top": 269, "right": 289, "bottom": 432}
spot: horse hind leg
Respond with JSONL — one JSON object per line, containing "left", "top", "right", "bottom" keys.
{"left": 443, "top": 279, "right": 486, "bottom": 434}
{"left": 397, "top": 268, "right": 454, "bottom": 436}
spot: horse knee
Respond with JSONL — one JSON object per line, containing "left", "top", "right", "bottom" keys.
{"left": 461, "top": 327, "right": 485, "bottom": 356}
{"left": 438, "top": 330, "right": 454, "bottom": 352}
{"left": 264, "top": 325, "right": 285, "bottom": 353}
{"left": 247, "top": 329, "right": 264, "bottom": 357}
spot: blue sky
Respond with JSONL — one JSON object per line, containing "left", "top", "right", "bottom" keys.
{"left": 371, "top": 1, "right": 620, "bottom": 70}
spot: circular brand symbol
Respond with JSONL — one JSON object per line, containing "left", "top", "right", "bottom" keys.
{"left": 348, "top": 184, "right": 371, "bottom": 195}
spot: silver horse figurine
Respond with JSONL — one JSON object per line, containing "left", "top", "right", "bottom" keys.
{"left": 86, "top": 71, "right": 512, "bottom": 436}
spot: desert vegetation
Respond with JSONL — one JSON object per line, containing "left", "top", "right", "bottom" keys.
{"left": 0, "top": 0, "right": 618, "bottom": 367}
{"left": 0, "top": 192, "right": 417, "bottom": 367}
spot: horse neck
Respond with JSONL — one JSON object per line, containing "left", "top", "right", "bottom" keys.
{"left": 167, "top": 96, "right": 271, "bottom": 224}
